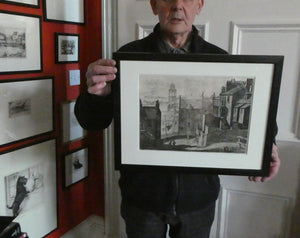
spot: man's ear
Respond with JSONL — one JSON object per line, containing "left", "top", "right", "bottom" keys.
{"left": 150, "top": 0, "right": 158, "bottom": 15}
{"left": 197, "top": 0, "right": 204, "bottom": 14}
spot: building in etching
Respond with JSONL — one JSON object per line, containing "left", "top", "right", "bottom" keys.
{"left": 213, "top": 78, "right": 254, "bottom": 129}
{"left": 161, "top": 83, "right": 210, "bottom": 140}
{"left": 140, "top": 100, "right": 161, "bottom": 148}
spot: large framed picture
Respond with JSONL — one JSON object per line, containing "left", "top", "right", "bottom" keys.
{"left": 0, "top": 11, "right": 42, "bottom": 74}
{"left": 64, "top": 147, "right": 89, "bottom": 187}
{"left": 43, "top": 0, "right": 85, "bottom": 24}
{"left": 55, "top": 33, "right": 80, "bottom": 63}
{"left": 0, "top": 77, "right": 54, "bottom": 148}
{"left": 1, "top": 0, "right": 40, "bottom": 8}
{"left": 0, "top": 139, "right": 57, "bottom": 237}
{"left": 61, "top": 100, "right": 86, "bottom": 143}
{"left": 113, "top": 52, "right": 284, "bottom": 176}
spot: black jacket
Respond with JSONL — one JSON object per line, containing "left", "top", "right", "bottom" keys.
{"left": 75, "top": 24, "right": 227, "bottom": 214}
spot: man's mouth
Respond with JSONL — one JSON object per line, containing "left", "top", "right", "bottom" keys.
{"left": 170, "top": 17, "right": 184, "bottom": 23}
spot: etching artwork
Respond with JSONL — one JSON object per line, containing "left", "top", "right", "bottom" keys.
{"left": 5, "top": 165, "right": 44, "bottom": 217}
{"left": 61, "top": 39, "right": 75, "bottom": 55}
{"left": 139, "top": 75, "right": 255, "bottom": 153}
{"left": 8, "top": 98, "right": 31, "bottom": 118}
{"left": 0, "top": 26, "right": 26, "bottom": 58}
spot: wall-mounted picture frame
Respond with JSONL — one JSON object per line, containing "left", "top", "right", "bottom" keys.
{"left": 64, "top": 147, "right": 89, "bottom": 188}
{"left": 0, "top": 139, "right": 57, "bottom": 238}
{"left": 0, "top": 77, "right": 54, "bottom": 148}
{"left": 113, "top": 52, "right": 284, "bottom": 176}
{"left": 55, "top": 33, "right": 80, "bottom": 63}
{"left": 43, "top": 0, "right": 85, "bottom": 24}
{"left": 0, "top": 10, "right": 42, "bottom": 74}
{"left": 61, "top": 100, "right": 86, "bottom": 144}
{"left": 1, "top": 0, "right": 40, "bottom": 8}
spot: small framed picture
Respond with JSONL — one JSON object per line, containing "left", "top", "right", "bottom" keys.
{"left": 43, "top": 0, "right": 85, "bottom": 24}
{"left": 0, "top": 11, "right": 42, "bottom": 74}
{"left": 1, "top": 0, "right": 40, "bottom": 8}
{"left": 61, "top": 100, "right": 86, "bottom": 144}
{"left": 64, "top": 148, "right": 89, "bottom": 187}
{"left": 55, "top": 33, "right": 80, "bottom": 63}
{"left": 113, "top": 52, "right": 284, "bottom": 176}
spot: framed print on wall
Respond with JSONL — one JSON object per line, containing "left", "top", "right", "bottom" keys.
{"left": 0, "top": 139, "right": 57, "bottom": 238}
{"left": 61, "top": 100, "right": 86, "bottom": 143}
{"left": 43, "top": 0, "right": 85, "bottom": 24}
{"left": 113, "top": 52, "right": 284, "bottom": 176}
{"left": 0, "top": 11, "right": 42, "bottom": 74}
{"left": 1, "top": 0, "right": 40, "bottom": 8}
{"left": 55, "top": 33, "right": 80, "bottom": 63}
{"left": 0, "top": 77, "right": 54, "bottom": 148}
{"left": 64, "top": 147, "right": 89, "bottom": 187}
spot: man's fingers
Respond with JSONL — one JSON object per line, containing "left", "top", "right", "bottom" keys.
{"left": 87, "top": 73, "right": 116, "bottom": 87}
{"left": 94, "top": 59, "right": 116, "bottom": 66}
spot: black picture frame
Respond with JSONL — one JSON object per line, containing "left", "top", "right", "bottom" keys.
{"left": 113, "top": 52, "right": 284, "bottom": 176}
{"left": 63, "top": 147, "right": 89, "bottom": 188}
{"left": 0, "top": 139, "right": 58, "bottom": 237}
{"left": 0, "top": 10, "right": 42, "bottom": 74}
{"left": 55, "top": 33, "right": 80, "bottom": 63}
{"left": 0, "top": 77, "right": 55, "bottom": 148}
{"left": 1, "top": 0, "right": 40, "bottom": 8}
{"left": 43, "top": 0, "right": 85, "bottom": 25}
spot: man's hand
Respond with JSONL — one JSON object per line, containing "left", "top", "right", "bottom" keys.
{"left": 86, "top": 59, "right": 117, "bottom": 96}
{"left": 248, "top": 144, "right": 281, "bottom": 182}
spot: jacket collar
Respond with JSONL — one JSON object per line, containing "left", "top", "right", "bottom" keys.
{"left": 152, "top": 23, "right": 203, "bottom": 53}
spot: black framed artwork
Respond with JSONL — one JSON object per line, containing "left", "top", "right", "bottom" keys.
{"left": 0, "top": 77, "right": 55, "bottom": 148}
{"left": 55, "top": 33, "right": 80, "bottom": 63}
{"left": 0, "top": 139, "right": 57, "bottom": 237}
{"left": 63, "top": 147, "right": 89, "bottom": 188}
{"left": 43, "top": 0, "right": 85, "bottom": 24}
{"left": 0, "top": 10, "right": 42, "bottom": 74}
{"left": 113, "top": 52, "right": 284, "bottom": 176}
{"left": 1, "top": 0, "right": 40, "bottom": 8}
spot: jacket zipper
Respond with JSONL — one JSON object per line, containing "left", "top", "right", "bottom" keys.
{"left": 172, "top": 173, "right": 179, "bottom": 216}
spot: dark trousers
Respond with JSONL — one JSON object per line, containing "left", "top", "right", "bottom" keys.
{"left": 121, "top": 202, "right": 216, "bottom": 238}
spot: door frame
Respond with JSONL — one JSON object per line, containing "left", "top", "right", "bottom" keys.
{"left": 102, "top": 0, "right": 120, "bottom": 237}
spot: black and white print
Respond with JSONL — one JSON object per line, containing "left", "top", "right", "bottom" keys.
{"left": 140, "top": 75, "right": 255, "bottom": 153}
{"left": 0, "top": 26, "right": 26, "bottom": 58}
{"left": 5, "top": 165, "right": 44, "bottom": 217}
{"left": 64, "top": 148, "right": 88, "bottom": 187}
{"left": 8, "top": 98, "right": 31, "bottom": 118}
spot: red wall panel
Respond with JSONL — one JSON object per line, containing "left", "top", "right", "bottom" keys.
{"left": 0, "top": 1, "right": 104, "bottom": 237}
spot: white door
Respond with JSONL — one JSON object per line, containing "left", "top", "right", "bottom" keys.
{"left": 103, "top": 0, "right": 300, "bottom": 237}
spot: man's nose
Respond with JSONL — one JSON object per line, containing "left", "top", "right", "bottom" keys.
{"left": 171, "top": 0, "right": 184, "bottom": 10}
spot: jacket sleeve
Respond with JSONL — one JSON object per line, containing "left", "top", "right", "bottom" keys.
{"left": 74, "top": 91, "right": 114, "bottom": 130}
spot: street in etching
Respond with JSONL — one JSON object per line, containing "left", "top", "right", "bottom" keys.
{"left": 139, "top": 74, "right": 255, "bottom": 154}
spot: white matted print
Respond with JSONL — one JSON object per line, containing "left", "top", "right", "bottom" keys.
{"left": 0, "top": 11, "right": 42, "bottom": 74}
{"left": 0, "top": 139, "right": 57, "bottom": 238}
{"left": 113, "top": 53, "right": 283, "bottom": 176}
{"left": 62, "top": 100, "right": 86, "bottom": 143}
{"left": 2, "top": 0, "right": 40, "bottom": 8}
{"left": 64, "top": 148, "right": 88, "bottom": 187}
{"left": 0, "top": 77, "right": 54, "bottom": 147}
{"left": 44, "top": 0, "right": 85, "bottom": 24}
{"left": 55, "top": 33, "right": 80, "bottom": 63}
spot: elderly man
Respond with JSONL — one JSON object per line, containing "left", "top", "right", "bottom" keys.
{"left": 75, "top": 0, "right": 280, "bottom": 237}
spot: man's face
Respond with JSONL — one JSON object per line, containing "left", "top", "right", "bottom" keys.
{"left": 150, "top": 0, "right": 203, "bottom": 36}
